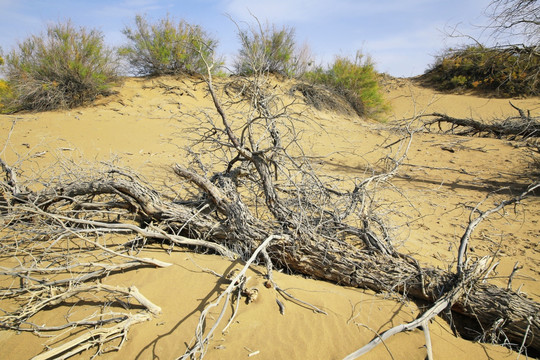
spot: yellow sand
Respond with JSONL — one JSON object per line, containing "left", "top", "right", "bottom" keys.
{"left": 0, "top": 75, "right": 538, "bottom": 359}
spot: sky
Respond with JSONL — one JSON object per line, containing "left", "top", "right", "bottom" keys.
{"left": 0, "top": 0, "right": 497, "bottom": 77}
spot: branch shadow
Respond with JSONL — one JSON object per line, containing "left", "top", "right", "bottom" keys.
{"left": 323, "top": 160, "right": 539, "bottom": 197}
{"left": 134, "top": 258, "right": 242, "bottom": 360}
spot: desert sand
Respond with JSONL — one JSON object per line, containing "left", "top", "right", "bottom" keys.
{"left": 0, "top": 75, "right": 538, "bottom": 359}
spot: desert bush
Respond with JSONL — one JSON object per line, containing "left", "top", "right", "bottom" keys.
{"left": 0, "top": 80, "right": 15, "bottom": 114}
{"left": 422, "top": 45, "right": 539, "bottom": 96}
{"left": 0, "top": 50, "right": 12, "bottom": 113}
{"left": 305, "top": 52, "right": 389, "bottom": 118}
{"left": 234, "top": 21, "right": 311, "bottom": 77}
{"left": 3, "top": 21, "right": 118, "bottom": 111}
{"left": 120, "top": 14, "right": 221, "bottom": 76}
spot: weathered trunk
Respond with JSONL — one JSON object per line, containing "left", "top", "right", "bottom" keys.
{"left": 273, "top": 237, "right": 540, "bottom": 352}
{"left": 424, "top": 109, "right": 540, "bottom": 139}
{"left": 3, "top": 170, "right": 539, "bottom": 354}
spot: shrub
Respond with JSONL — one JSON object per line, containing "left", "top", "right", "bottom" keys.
{"left": 234, "top": 21, "right": 311, "bottom": 77}
{"left": 120, "top": 14, "right": 221, "bottom": 76}
{"left": 3, "top": 21, "right": 118, "bottom": 111}
{"left": 305, "top": 52, "right": 389, "bottom": 118}
{"left": 422, "top": 45, "right": 539, "bottom": 97}
{"left": 0, "top": 49, "right": 9, "bottom": 112}
{"left": 0, "top": 80, "right": 15, "bottom": 113}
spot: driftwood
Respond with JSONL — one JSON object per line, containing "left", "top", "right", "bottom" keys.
{"left": 1, "top": 64, "right": 539, "bottom": 358}
{"left": 420, "top": 103, "right": 540, "bottom": 139}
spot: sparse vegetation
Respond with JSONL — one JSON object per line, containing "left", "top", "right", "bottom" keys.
{"left": 2, "top": 9, "right": 540, "bottom": 359}
{"left": 423, "top": 0, "right": 540, "bottom": 98}
{"left": 120, "top": 14, "right": 221, "bottom": 76}
{"left": 3, "top": 21, "right": 118, "bottom": 111}
{"left": 421, "top": 45, "right": 539, "bottom": 97}
{"left": 0, "top": 80, "right": 15, "bottom": 113}
{"left": 305, "top": 52, "right": 389, "bottom": 118}
{"left": 0, "top": 50, "right": 13, "bottom": 113}
{"left": 2, "top": 57, "right": 540, "bottom": 359}
{"left": 234, "top": 20, "right": 311, "bottom": 77}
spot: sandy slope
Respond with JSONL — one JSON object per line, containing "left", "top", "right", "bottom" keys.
{"left": 0, "top": 75, "right": 538, "bottom": 359}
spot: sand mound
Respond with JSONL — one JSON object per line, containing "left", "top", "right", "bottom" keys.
{"left": 0, "top": 75, "right": 538, "bottom": 359}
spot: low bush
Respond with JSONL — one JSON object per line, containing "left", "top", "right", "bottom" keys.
{"left": 0, "top": 51, "right": 11, "bottom": 113}
{"left": 234, "top": 22, "right": 311, "bottom": 77}
{"left": 120, "top": 14, "right": 221, "bottom": 76}
{"left": 0, "top": 80, "right": 15, "bottom": 113}
{"left": 3, "top": 21, "right": 118, "bottom": 111}
{"left": 422, "top": 45, "right": 539, "bottom": 97}
{"left": 305, "top": 52, "right": 389, "bottom": 118}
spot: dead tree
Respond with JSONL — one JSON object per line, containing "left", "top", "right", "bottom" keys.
{"left": 1, "top": 64, "right": 540, "bottom": 357}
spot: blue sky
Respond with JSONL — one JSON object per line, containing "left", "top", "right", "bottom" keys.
{"left": 0, "top": 0, "right": 495, "bottom": 77}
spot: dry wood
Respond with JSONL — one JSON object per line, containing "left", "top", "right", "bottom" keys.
{"left": 180, "top": 235, "right": 285, "bottom": 360}
{"left": 343, "top": 257, "right": 491, "bottom": 360}
{"left": 420, "top": 104, "right": 540, "bottom": 139}
{"left": 1, "top": 283, "right": 160, "bottom": 329}
{"left": 2, "top": 151, "right": 539, "bottom": 355}
{"left": 31, "top": 313, "right": 151, "bottom": 360}
{"left": 0, "top": 261, "right": 163, "bottom": 297}
{"left": 456, "top": 182, "right": 540, "bottom": 276}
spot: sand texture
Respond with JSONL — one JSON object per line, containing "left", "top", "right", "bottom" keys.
{"left": 0, "top": 75, "right": 539, "bottom": 359}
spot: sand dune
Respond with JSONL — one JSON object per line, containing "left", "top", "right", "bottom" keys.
{"left": 0, "top": 75, "right": 538, "bottom": 359}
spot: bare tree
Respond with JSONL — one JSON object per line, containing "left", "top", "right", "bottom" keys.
{"left": 485, "top": 0, "right": 540, "bottom": 46}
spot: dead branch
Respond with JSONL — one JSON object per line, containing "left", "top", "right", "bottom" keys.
{"left": 457, "top": 182, "right": 540, "bottom": 276}
{"left": 1, "top": 283, "right": 160, "bottom": 330}
{"left": 2, "top": 136, "right": 539, "bottom": 356}
{"left": 180, "top": 234, "right": 285, "bottom": 360}
{"left": 31, "top": 312, "right": 152, "bottom": 360}
{"left": 420, "top": 104, "right": 540, "bottom": 140}
{"left": 344, "top": 256, "right": 491, "bottom": 360}
{"left": 344, "top": 182, "right": 538, "bottom": 358}
{"left": 0, "top": 261, "right": 163, "bottom": 297}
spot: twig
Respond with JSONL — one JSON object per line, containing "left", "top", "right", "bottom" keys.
{"left": 33, "top": 207, "right": 236, "bottom": 260}
{"left": 31, "top": 313, "right": 151, "bottom": 360}
{"left": 275, "top": 286, "right": 327, "bottom": 315}
{"left": 507, "top": 261, "right": 522, "bottom": 290}
{"left": 457, "top": 182, "right": 540, "bottom": 276}
{"left": 343, "top": 257, "right": 490, "bottom": 360}
{"left": 179, "top": 234, "right": 285, "bottom": 360}
{"left": 0, "top": 262, "right": 161, "bottom": 296}
{"left": 422, "top": 320, "right": 433, "bottom": 360}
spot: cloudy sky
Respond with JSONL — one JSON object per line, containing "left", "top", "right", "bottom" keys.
{"left": 0, "top": 0, "right": 496, "bottom": 77}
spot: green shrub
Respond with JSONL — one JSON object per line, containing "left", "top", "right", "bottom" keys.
{"left": 0, "top": 49, "right": 8, "bottom": 112}
{"left": 305, "top": 52, "right": 389, "bottom": 118}
{"left": 3, "top": 21, "right": 118, "bottom": 111}
{"left": 423, "top": 45, "right": 539, "bottom": 96}
{"left": 234, "top": 22, "right": 311, "bottom": 77}
{"left": 120, "top": 14, "right": 221, "bottom": 76}
{"left": 0, "top": 79, "right": 15, "bottom": 113}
